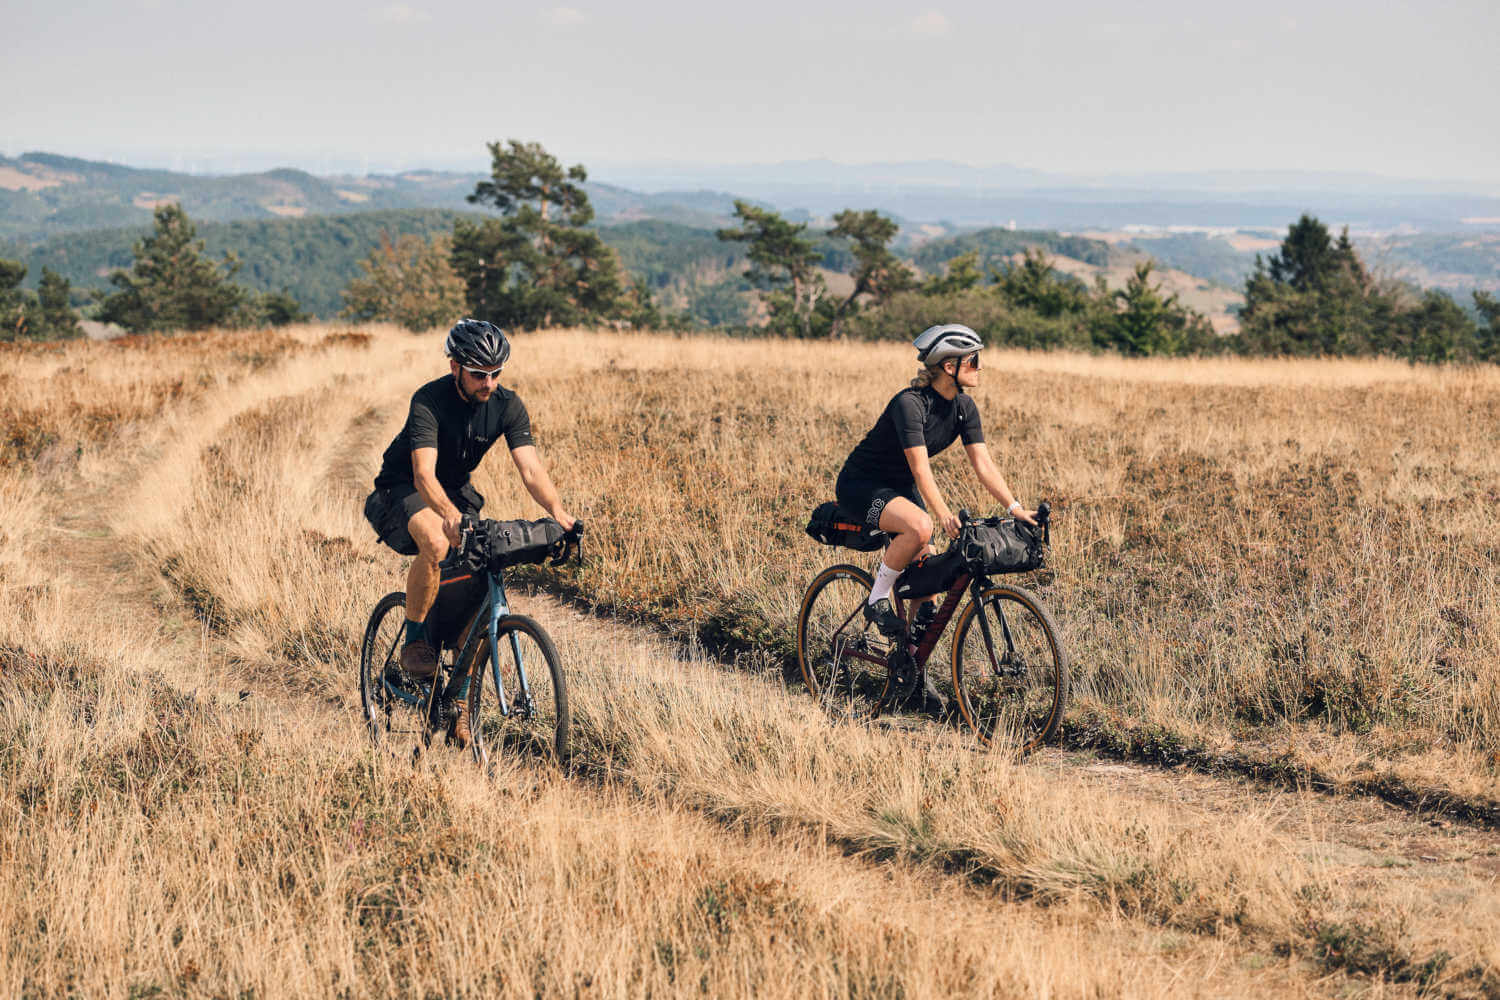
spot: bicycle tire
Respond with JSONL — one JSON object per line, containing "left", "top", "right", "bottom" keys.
{"left": 359, "top": 591, "right": 431, "bottom": 747}
{"left": 465, "top": 614, "right": 570, "bottom": 768}
{"left": 795, "top": 564, "right": 898, "bottom": 709}
{"left": 950, "top": 584, "right": 1068, "bottom": 752}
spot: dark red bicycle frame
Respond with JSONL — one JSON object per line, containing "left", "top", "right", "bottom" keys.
{"left": 835, "top": 571, "right": 975, "bottom": 672}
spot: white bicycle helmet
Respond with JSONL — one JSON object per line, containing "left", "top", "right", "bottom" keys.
{"left": 913, "top": 323, "right": 983, "bottom": 367}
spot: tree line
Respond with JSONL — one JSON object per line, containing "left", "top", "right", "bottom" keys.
{"left": 6, "top": 137, "right": 1496, "bottom": 363}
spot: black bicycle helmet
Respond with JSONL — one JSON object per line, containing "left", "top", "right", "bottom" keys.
{"left": 445, "top": 318, "right": 511, "bottom": 369}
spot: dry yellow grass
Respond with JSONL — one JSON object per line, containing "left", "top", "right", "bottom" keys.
{"left": 3, "top": 323, "right": 1499, "bottom": 996}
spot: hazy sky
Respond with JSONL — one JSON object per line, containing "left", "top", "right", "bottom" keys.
{"left": 5, "top": 0, "right": 1497, "bottom": 184}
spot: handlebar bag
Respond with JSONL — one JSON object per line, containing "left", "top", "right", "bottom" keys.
{"left": 960, "top": 519, "right": 1045, "bottom": 575}
{"left": 483, "top": 517, "right": 565, "bottom": 569}
{"left": 805, "top": 501, "right": 887, "bottom": 552}
{"left": 894, "top": 547, "right": 966, "bottom": 599}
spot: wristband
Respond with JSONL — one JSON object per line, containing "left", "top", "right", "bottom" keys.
{"left": 1007, "top": 500, "right": 1023, "bottom": 515}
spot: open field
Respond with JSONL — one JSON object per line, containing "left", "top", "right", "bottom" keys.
{"left": 4, "top": 324, "right": 1500, "bottom": 996}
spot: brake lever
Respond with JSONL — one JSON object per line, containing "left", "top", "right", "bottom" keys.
{"left": 550, "top": 520, "right": 585, "bottom": 567}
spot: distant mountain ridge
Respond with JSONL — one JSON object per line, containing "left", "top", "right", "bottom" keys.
{"left": 0, "top": 152, "right": 752, "bottom": 243}
{"left": 7, "top": 151, "right": 1500, "bottom": 247}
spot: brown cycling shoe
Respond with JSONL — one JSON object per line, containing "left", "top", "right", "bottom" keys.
{"left": 399, "top": 639, "right": 438, "bottom": 679}
{"left": 448, "top": 699, "right": 471, "bottom": 749}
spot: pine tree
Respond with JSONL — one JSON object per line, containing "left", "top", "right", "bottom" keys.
{"left": 451, "top": 140, "right": 627, "bottom": 329}
{"left": 991, "top": 248, "right": 1089, "bottom": 317}
{"left": 1474, "top": 291, "right": 1500, "bottom": 361}
{"left": 717, "top": 201, "right": 827, "bottom": 338}
{"left": 1238, "top": 214, "right": 1479, "bottom": 359}
{"left": 920, "top": 250, "right": 982, "bottom": 295}
{"left": 0, "top": 259, "right": 27, "bottom": 340}
{"left": 37, "top": 268, "right": 82, "bottom": 339}
{"left": 827, "top": 209, "right": 912, "bottom": 336}
{"left": 1098, "top": 261, "right": 1187, "bottom": 355}
{"left": 99, "top": 203, "right": 246, "bottom": 333}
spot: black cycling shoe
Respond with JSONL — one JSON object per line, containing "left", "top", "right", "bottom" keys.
{"left": 863, "top": 597, "right": 906, "bottom": 640}
{"left": 911, "top": 602, "right": 938, "bottom": 644}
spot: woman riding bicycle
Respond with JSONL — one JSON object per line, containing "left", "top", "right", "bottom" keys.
{"left": 836, "top": 324, "right": 1037, "bottom": 643}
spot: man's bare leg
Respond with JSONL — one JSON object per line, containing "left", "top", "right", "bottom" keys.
{"left": 399, "top": 508, "right": 450, "bottom": 677}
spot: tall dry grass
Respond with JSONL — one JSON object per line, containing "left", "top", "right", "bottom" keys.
{"left": 464, "top": 332, "right": 1500, "bottom": 799}
{"left": 4, "top": 323, "right": 1498, "bottom": 996}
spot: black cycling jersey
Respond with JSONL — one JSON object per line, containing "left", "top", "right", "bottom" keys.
{"left": 839, "top": 385, "right": 984, "bottom": 486}
{"left": 373, "top": 376, "right": 533, "bottom": 492}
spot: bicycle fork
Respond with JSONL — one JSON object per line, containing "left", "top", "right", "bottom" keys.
{"left": 971, "top": 579, "right": 1020, "bottom": 681}
{"left": 478, "top": 572, "right": 537, "bottom": 719}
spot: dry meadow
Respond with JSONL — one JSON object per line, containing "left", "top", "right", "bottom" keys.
{"left": 2, "top": 323, "right": 1499, "bottom": 997}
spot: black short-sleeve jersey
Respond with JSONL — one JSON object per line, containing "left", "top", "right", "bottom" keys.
{"left": 839, "top": 386, "right": 984, "bottom": 486}
{"left": 373, "top": 376, "right": 533, "bottom": 492}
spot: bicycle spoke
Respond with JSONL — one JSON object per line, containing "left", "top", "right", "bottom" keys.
{"left": 468, "top": 616, "right": 569, "bottom": 766}
{"left": 952, "top": 586, "right": 1067, "bottom": 751}
{"left": 359, "top": 592, "right": 430, "bottom": 748}
{"left": 797, "top": 565, "right": 893, "bottom": 710}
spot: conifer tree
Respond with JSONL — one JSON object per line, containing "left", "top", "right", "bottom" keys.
{"left": 451, "top": 140, "right": 626, "bottom": 328}
{"left": 0, "top": 259, "right": 27, "bottom": 340}
{"left": 827, "top": 209, "right": 912, "bottom": 336}
{"left": 99, "top": 203, "right": 246, "bottom": 333}
{"left": 920, "top": 250, "right": 982, "bottom": 295}
{"left": 37, "top": 268, "right": 81, "bottom": 339}
{"left": 717, "top": 201, "right": 827, "bottom": 337}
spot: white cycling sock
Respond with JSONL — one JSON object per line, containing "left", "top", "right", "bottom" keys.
{"left": 868, "top": 561, "right": 902, "bottom": 605}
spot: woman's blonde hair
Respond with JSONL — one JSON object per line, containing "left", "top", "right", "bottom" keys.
{"left": 910, "top": 364, "right": 944, "bottom": 389}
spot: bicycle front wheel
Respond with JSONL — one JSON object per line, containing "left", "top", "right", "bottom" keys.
{"left": 795, "top": 564, "right": 897, "bottom": 708}
{"left": 465, "top": 615, "right": 569, "bottom": 768}
{"left": 951, "top": 584, "right": 1068, "bottom": 752}
{"left": 359, "top": 591, "right": 430, "bottom": 747}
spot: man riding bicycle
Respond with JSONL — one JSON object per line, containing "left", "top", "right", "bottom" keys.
{"left": 363, "top": 319, "right": 576, "bottom": 747}
{"left": 835, "top": 324, "right": 1037, "bottom": 702}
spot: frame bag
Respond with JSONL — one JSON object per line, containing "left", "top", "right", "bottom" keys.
{"left": 427, "top": 563, "right": 486, "bottom": 647}
{"left": 805, "top": 501, "right": 887, "bottom": 552}
{"left": 960, "top": 519, "right": 1045, "bottom": 575}
{"left": 894, "top": 547, "right": 966, "bottom": 599}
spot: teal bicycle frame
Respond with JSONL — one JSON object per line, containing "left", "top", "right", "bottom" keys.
{"left": 378, "top": 567, "right": 533, "bottom": 725}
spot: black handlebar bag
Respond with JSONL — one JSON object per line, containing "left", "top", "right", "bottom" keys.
{"left": 426, "top": 516, "right": 562, "bottom": 647}
{"left": 482, "top": 518, "right": 564, "bottom": 569}
{"left": 960, "top": 519, "right": 1046, "bottom": 575}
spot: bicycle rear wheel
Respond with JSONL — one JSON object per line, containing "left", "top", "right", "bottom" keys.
{"left": 359, "top": 591, "right": 431, "bottom": 747}
{"left": 950, "top": 584, "right": 1068, "bottom": 752}
{"left": 795, "top": 564, "right": 898, "bottom": 709}
{"left": 465, "top": 615, "right": 570, "bottom": 768}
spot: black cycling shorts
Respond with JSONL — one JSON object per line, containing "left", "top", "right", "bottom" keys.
{"left": 363, "top": 482, "right": 484, "bottom": 556}
{"left": 835, "top": 468, "right": 925, "bottom": 529}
